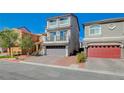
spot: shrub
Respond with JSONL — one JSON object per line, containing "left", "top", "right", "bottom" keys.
{"left": 0, "top": 56, "right": 15, "bottom": 58}
{"left": 76, "top": 52, "right": 87, "bottom": 63}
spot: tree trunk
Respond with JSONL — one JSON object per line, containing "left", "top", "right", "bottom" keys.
{"left": 8, "top": 47, "right": 11, "bottom": 56}
{"left": 9, "top": 47, "right": 13, "bottom": 57}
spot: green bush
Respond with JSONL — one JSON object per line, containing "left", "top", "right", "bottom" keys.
{"left": 0, "top": 56, "right": 15, "bottom": 58}
{"left": 76, "top": 52, "right": 87, "bottom": 63}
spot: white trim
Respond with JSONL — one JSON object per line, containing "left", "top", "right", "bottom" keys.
{"left": 65, "top": 45, "right": 69, "bottom": 56}
{"left": 44, "top": 41, "right": 69, "bottom": 43}
{"left": 108, "top": 23, "right": 117, "bottom": 30}
{"left": 84, "top": 36, "right": 124, "bottom": 40}
{"left": 88, "top": 43, "right": 121, "bottom": 45}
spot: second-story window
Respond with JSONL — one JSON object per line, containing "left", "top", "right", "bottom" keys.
{"left": 59, "top": 18, "right": 69, "bottom": 25}
{"left": 49, "top": 20, "right": 57, "bottom": 26}
{"left": 89, "top": 25, "right": 101, "bottom": 36}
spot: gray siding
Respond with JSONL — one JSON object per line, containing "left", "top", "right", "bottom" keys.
{"left": 85, "top": 22, "right": 124, "bottom": 38}
{"left": 70, "top": 16, "right": 80, "bottom": 52}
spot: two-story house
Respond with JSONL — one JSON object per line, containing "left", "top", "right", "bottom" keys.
{"left": 42, "top": 14, "right": 80, "bottom": 56}
{"left": 83, "top": 18, "right": 124, "bottom": 58}
{"left": 9, "top": 27, "right": 42, "bottom": 55}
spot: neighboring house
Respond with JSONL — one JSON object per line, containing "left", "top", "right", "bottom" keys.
{"left": 83, "top": 18, "right": 124, "bottom": 58}
{"left": 42, "top": 14, "right": 80, "bottom": 56}
{"left": 8, "top": 27, "right": 42, "bottom": 55}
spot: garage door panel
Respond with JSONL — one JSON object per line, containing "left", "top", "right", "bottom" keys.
{"left": 88, "top": 46, "right": 121, "bottom": 58}
{"left": 47, "top": 49, "right": 65, "bottom": 56}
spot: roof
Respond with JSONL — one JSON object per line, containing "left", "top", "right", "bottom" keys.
{"left": 17, "top": 26, "right": 31, "bottom": 33}
{"left": 84, "top": 17, "right": 124, "bottom": 26}
{"left": 36, "top": 33, "right": 47, "bottom": 36}
{"left": 47, "top": 13, "right": 80, "bottom": 31}
{"left": 47, "top": 13, "right": 76, "bottom": 20}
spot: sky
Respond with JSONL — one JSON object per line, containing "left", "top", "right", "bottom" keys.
{"left": 0, "top": 13, "right": 124, "bottom": 40}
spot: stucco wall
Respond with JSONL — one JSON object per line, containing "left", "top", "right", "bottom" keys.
{"left": 8, "top": 28, "right": 42, "bottom": 55}
{"left": 68, "top": 16, "right": 79, "bottom": 54}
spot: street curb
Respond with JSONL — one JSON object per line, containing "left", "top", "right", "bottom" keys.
{"left": 0, "top": 59, "right": 20, "bottom": 63}
{"left": 20, "top": 61, "right": 124, "bottom": 77}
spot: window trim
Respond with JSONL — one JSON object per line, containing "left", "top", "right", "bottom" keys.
{"left": 89, "top": 25, "right": 102, "bottom": 36}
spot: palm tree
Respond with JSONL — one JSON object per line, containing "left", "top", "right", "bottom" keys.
{"left": 0, "top": 28, "right": 19, "bottom": 57}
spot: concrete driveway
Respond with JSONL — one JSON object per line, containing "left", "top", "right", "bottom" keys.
{"left": 85, "top": 58, "right": 124, "bottom": 75}
{"left": 24, "top": 55, "right": 64, "bottom": 65}
{"left": 23, "top": 55, "right": 84, "bottom": 68}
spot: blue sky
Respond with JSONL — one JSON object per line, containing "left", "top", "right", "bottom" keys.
{"left": 0, "top": 13, "right": 124, "bottom": 40}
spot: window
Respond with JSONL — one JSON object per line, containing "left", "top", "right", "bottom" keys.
{"left": 59, "top": 18, "right": 69, "bottom": 24}
{"left": 60, "top": 30, "right": 67, "bottom": 41}
{"left": 49, "top": 20, "right": 56, "bottom": 25}
{"left": 50, "top": 32, "right": 56, "bottom": 41}
{"left": 89, "top": 25, "right": 101, "bottom": 36}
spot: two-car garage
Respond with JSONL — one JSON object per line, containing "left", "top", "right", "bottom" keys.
{"left": 46, "top": 46, "right": 66, "bottom": 56}
{"left": 46, "top": 45, "right": 121, "bottom": 58}
{"left": 87, "top": 45, "right": 121, "bottom": 58}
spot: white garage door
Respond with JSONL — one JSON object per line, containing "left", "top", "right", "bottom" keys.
{"left": 46, "top": 46, "right": 66, "bottom": 56}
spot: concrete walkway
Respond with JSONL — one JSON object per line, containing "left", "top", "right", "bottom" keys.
{"left": 85, "top": 58, "right": 124, "bottom": 75}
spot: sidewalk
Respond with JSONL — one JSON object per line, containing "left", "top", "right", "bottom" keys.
{"left": 0, "top": 55, "right": 85, "bottom": 69}
{"left": 0, "top": 58, "right": 20, "bottom": 63}
{"left": 0, "top": 55, "right": 29, "bottom": 63}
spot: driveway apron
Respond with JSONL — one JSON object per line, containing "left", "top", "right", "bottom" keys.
{"left": 85, "top": 58, "right": 124, "bottom": 75}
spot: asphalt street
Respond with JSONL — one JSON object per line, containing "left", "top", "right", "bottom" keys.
{"left": 0, "top": 61, "right": 124, "bottom": 80}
